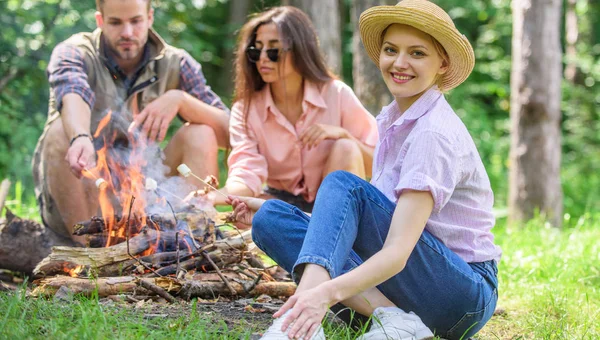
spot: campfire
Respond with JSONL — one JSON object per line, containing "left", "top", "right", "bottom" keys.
{"left": 31, "top": 111, "right": 294, "bottom": 302}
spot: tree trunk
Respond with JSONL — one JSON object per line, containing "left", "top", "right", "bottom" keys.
{"left": 289, "top": 0, "right": 342, "bottom": 75}
{"left": 351, "top": 0, "right": 395, "bottom": 116}
{"left": 509, "top": 0, "right": 563, "bottom": 227}
{"left": 220, "top": 0, "right": 252, "bottom": 92}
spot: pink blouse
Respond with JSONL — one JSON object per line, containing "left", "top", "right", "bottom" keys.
{"left": 227, "top": 79, "right": 378, "bottom": 202}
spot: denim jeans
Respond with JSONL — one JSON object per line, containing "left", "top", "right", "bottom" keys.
{"left": 252, "top": 171, "right": 498, "bottom": 339}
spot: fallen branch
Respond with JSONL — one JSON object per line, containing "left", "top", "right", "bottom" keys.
{"left": 137, "top": 277, "right": 177, "bottom": 303}
{"left": 31, "top": 276, "right": 182, "bottom": 298}
{"left": 179, "top": 280, "right": 296, "bottom": 299}
{"left": 202, "top": 250, "right": 236, "bottom": 296}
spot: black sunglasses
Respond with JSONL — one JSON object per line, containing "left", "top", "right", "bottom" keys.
{"left": 246, "top": 46, "right": 287, "bottom": 63}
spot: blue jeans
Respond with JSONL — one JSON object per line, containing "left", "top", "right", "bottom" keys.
{"left": 252, "top": 171, "right": 498, "bottom": 339}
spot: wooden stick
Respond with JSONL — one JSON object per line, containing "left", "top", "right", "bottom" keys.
{"left": 137, "top": 278, "right": 177, "bottom": 303}
{"left": 0, "top": 179, "right": 11, "bottom": 217}
{"left": 188, "top": 173, "right": 228, "bottom": 199}
{"left": 179, "top": 280, "right": 296, "bottom": 299}
{"left": 201, "top": 250, "right": 236, "bottom": 295}
{"left": 175, "top": 231, "right": 181, "bottom": 277}
{"left": 125, "top": 196, "right": 162, "bottom": 277}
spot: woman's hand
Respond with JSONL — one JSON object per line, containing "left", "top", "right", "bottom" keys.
{"left": 225, "top": 195, "right": 265, "bottom": 225}
{"left": 299, "top": 124, "right": 350, "bottom": 150}
{"left": 274, "top": 283, "right": 336, "bottom": 339}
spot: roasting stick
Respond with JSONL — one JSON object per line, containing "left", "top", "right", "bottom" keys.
{"left": 82, "top": 168, "right": 111, "bottom": 192}
{"left": 144, "top": 178, "right": 186, "bottom": 202}
{"left": 176, "top": 164, "right": 228, "bottom": 199}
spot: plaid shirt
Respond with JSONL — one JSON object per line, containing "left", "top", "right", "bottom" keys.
{"left": 47, "top": 42, "right": 228, "bottom": 113}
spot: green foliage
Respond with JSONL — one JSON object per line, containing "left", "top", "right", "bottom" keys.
{"left": 0, "top": 0, "right": 598, "bottom": 220}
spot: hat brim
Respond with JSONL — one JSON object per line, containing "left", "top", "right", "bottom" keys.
{"left": 359, "top": 5, "right": 475, "bottom": 91}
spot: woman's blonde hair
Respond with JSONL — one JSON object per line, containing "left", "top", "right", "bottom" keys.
{"left": 430, "top": 36, "right": 450, "bottom": 92}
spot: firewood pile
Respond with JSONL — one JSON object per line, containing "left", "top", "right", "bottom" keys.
{"left": 30, "top": 210, "right": 295, "bottom": 302}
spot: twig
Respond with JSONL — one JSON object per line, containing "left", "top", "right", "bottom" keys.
{"left": 175, "top": 231, "right": 180, "bottom": 277}
{"left": 201, "top": 251, "right": 236, "bottom": 295}
{"left": 125, "top": 196, "right": 162, "bottom": 277}
{"left": 246, "top": 273, "right": 264, "bottom": 293}
{"left": 137, "top": 278, "right": 177, "bottom": 303}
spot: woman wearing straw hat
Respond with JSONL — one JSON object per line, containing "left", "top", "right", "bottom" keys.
{"left": 229, "top": 1, "right": 501, "bottom": 339}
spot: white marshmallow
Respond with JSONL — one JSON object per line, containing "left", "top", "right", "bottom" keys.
{"left": 145, "top": 178, "right": 158, "bottom": 191}
{"left": 177, "top": 164, "right": 192, "bottom": 177}
{"left": 95, "top": 178, "right": 108, "bottom": 190}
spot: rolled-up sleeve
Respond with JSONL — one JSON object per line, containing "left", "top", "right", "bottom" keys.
{"left": 394, "top": 131, "right": 461, "bottom": 213}
{"left": 179, "top": 51, "right": 229, "bottom": 113}
{"left": 339, "top": 84, "right": 378, "bottom": 146}
{"left": 47, "top": 43, "right": 95, "bottom": 112}
{"left": 226, "top": 102, "right": 268, "bottom": 196}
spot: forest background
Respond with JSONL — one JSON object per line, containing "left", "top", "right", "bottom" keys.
{"left": 0, "top": 0, "right": 598, "bottom": 221}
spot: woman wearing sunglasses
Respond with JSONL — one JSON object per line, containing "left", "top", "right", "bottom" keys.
{"left": 212, "top": 6, "right": 378, "bottom": 212}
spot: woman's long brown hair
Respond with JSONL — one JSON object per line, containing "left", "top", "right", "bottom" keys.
{"left": 232, "top": 6, "right": 335, "bottom": 127}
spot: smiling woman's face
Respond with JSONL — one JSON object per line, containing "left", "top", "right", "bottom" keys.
{"left": 379, "top": 24, "right": 448, "bottom": 111}
{"left": 254, "top": 23, "right": 299, "bottom": 84}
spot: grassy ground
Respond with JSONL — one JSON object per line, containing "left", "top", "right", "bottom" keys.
{"left": 1, "top": 189, "right": 599, "bottom": 339}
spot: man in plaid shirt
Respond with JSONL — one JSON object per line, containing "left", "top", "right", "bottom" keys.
{"left": 32, "top": 0, "right": 230, "bottom": 244}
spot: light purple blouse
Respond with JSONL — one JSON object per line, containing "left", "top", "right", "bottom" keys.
{"left": 371, "top": 87, "right": 502, "bottom": 263}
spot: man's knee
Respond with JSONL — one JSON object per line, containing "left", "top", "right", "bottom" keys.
{"left": 177, "top": 124, "right": 218, "bottom": 153}
{"left": 43, "top": 118, "right": 70, "bottom": 157}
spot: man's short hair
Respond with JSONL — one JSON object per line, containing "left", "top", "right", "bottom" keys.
{"left": 96, "top": 0, "right": 151, "bottom": 13}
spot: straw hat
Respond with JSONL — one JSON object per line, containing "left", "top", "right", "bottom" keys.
{"left": 359, "top": 0, "right": 475, "bottom": 90}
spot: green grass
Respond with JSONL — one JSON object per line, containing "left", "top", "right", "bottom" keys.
{"left": 0, "top": 293, "right": 261, "bottom": 339}
{"left": 2, "top": 192, "right": 599, "bottom": 339}
{"left": 479, "top": 215, "right": 600, "bottom": 339}
{"left": 3, "top": 180, "right": 40, "bottom": 222}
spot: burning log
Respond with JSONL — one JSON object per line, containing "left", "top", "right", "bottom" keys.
{"left": 72, "top": 217, "right": 106, "bottom": 235}
{"left": 152, "top": 249, "right": 240, "bottom": 277}
{"left": 33, "top": 229, "right": 252, "bottom": 278}
{"left": 33, "top": 227, "right": 162, "bottom": 276}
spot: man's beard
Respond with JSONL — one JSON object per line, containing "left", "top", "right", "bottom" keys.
{"left": 109, "top": 39, "right": 142, "bottom": 61}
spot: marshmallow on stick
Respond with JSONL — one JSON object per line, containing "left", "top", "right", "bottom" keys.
{"left": 145, "top": 177, "right": 186, "bottom": 202}
{"left": 95, "top": 178, "right": 108, "bottom": 190}
{"left": 177, "top": 164, "right": 228, "bottom": 198}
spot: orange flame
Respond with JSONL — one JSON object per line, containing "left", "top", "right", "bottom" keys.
{"left": 83, "top": 110, "right": 153, "bottom": 250}
{"left": 64, "top": 264, "right": 85, "bottom": 278}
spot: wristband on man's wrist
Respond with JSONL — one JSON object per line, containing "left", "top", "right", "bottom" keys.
{"left": 69, "top": 133, "right": 93, "bottom": 146}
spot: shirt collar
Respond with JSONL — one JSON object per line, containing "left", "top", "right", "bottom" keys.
{"left": 262, "top": 80, "right": 328, "bottom": 122}
{"left": 377, "top": 86, "right": 442, "bottom": 128}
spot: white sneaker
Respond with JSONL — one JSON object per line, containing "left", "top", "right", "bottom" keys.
{"left": 357, "top": 307, "right": 434, "bottom": 340}
{"left": 260, "top": 309, "right": 326, "bottom": 340}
